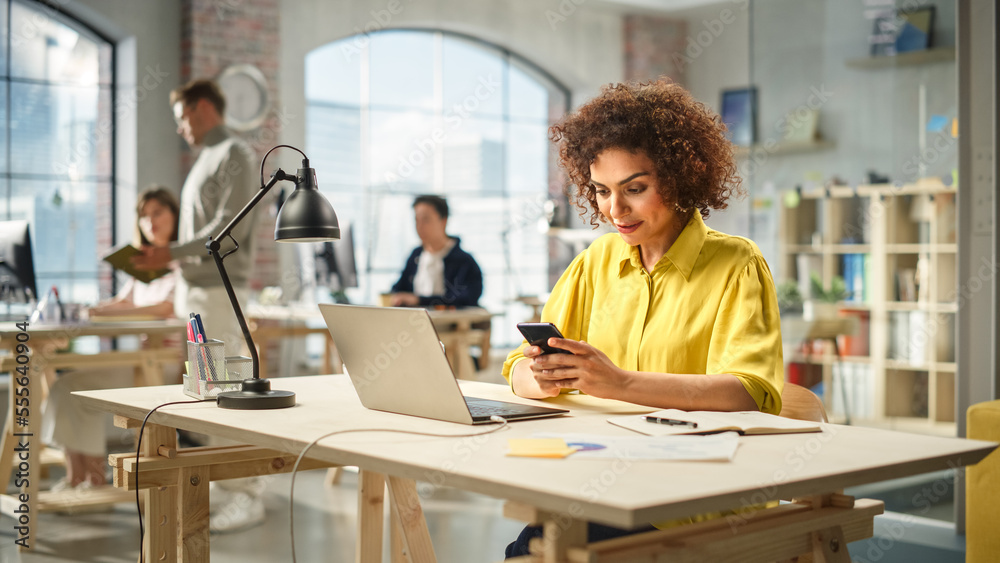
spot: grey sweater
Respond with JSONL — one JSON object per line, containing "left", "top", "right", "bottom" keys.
{"left": 173, "top": 125, "right": 258, "bottom": 287}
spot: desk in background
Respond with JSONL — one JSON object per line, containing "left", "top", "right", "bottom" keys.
{"left": 0, "top": 319, "right": 186, "bottom": 546}
{"left": 247, "top": 304, "right": 493, "bottom": 380}
{"left": 77, "top": 374, "right": 995, "bottom": 562}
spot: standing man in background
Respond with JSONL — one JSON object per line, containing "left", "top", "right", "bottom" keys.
{"left": 132, "top": 78, "right": 266, "bottom": 534}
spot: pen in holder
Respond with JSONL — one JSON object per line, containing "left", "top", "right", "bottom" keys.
{"left": 183, "top": 339, "right": 244, "bottom": 399}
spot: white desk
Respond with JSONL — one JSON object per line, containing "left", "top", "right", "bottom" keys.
{"left": 74, "top": 375, "right": 996, "bottom": 562}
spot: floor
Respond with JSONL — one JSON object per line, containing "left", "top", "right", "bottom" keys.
{"left": 0, "top": 469, "right": 524, "bottom": 563}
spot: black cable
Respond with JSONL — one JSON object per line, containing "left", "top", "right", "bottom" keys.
{"left": 288, "top": 416, "right": 510, "bottom": 563}
{"left": 259, "top": 144, "right": 308, "bottom": 187}
{"left": 135, "top": 399, "right": 214, "bottom": 563}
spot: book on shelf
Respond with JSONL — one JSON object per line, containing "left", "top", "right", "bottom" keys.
{"left": 863, "top": 254, "right": 872, "bottom": 303}
{"left": 890, "top": 311, "right": 910, "bottom": 361}
{"left": 608, "top": 410, "right": 822, "bottom": 437}
{"left": 797, "top": 254, "right": 824, "bottom": 300}
{"left": 915, "top": 255, "right": 931, "bottom": 303}
{"left": 830, "top": 363, "right": 873, "bottom": 421}
{"left": 838, "top": 309, "right": 870, "bottom": 356}
{"left": 841, "top": 254, "right": 867, "bottom": 302}
{"left": 896, "top": 269, "right": 917, "bottom": 302}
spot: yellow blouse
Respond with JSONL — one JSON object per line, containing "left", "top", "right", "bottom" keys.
{"left": 502, "top": 212, "right": 784, "bottom": 414}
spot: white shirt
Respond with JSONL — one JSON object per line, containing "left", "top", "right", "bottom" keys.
{"left": 413, "top": 239, "right": 455, "bottom": 297}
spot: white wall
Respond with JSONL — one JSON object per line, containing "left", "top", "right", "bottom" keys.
{"left": 676, "top": 0, "right": 958, "bottom": 281}
{"left": 671, "top": 1, "right": 752, "bottom": 241}
{"left": 277, "top": 0, "right": 626, "bottom": 151}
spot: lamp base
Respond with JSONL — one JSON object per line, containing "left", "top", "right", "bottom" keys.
{"left": 216, "top": 378, "right": 296, "bottom": 410}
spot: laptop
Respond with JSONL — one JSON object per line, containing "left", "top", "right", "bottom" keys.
{"left": 318, "top": 303, "right": 569, "bottom": 425}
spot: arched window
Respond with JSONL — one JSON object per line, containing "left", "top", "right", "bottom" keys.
{"left": 306, "top": 30, "right": 568, "bottom": 345}
{"left": 1, "top": 0, "right": 114, "bottom": 308}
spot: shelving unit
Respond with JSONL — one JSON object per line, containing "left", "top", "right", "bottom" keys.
{"left": 779, "top": 180, "right": 957, "bottom": 434}
{"left": 733, "top": 139, "right": 834, "bottom": 158}
{"left": 845, "top": 47, "right": 956, "bottom": 69}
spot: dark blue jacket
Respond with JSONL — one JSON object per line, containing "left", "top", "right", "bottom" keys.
{"left": 391, "top": 238, "right": 483, "bottom": 308}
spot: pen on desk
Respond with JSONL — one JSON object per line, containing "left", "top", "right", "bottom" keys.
{"left": 644, "top": 416, "right": 698, "bottom": 428}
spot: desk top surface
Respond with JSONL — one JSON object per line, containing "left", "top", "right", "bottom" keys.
{"left": 76, "top": 375, "right": 995, "bottom": 527}
{"left": 0, "top": 319, "right": 188, "bottom": 340}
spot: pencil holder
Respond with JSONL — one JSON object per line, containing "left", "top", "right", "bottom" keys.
{"left": 183, "top": 339, "right": 242, "bottom": 399}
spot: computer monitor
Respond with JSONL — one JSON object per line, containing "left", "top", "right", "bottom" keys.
{"left": 315, "top": 221, "right": 358, "bottom": 296}
{"left": 0, "top": 220, "right": 38, "bottom": 305}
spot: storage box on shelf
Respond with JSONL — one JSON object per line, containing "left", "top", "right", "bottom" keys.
{"left": 779, "top": 180, "right": 957, "bottom": 435}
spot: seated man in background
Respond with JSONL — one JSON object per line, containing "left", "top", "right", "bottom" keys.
{"left": 388, "top": 194, "right": 483, "bottom": 308}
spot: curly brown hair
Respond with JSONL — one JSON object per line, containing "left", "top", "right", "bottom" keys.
{"left": 550, "top": 79, "right": 743, "bottom": 226}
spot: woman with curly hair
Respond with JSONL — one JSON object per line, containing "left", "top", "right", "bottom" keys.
{"left": 501, "top": 80, "right": 784, "bottom": 557}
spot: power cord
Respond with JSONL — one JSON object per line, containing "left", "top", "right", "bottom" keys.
{"left": 289, "top": 415, "right": 509, "bottom": 563}
{"left": 135, "top": 399, "right": 214, "bottom": 563}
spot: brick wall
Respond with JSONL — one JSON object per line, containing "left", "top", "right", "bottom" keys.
{"left": 179, "top": 0, "right": 282, "bottom": 293}
{"left": 623, "top": 14, "right": 688, "bottom": 85}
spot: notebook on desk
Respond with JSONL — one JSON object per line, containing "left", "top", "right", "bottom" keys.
{"left": 318, "top": 303, "right": 568, "bottom": 425}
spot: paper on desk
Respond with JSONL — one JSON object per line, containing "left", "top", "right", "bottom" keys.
{"left": 533, "top": 432, "right": 739, "bottom": 461}
{"left": 506, "top": 438, "right": 578, "bottom": 458}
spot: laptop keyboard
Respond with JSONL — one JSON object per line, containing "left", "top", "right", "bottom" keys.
{"left": 464, "top": 398, "right": 535, "bottom": 417}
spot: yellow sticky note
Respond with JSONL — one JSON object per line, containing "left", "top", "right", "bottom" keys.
{"left": 506, "top": 438, "right": 577, "bottom": 458}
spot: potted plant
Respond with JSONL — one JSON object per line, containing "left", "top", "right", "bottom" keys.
{"left": 776, "top": 280, "right": 804, "bottom": 316}
{"left": 805, "top": 273, "right": 849, "bottom": 320}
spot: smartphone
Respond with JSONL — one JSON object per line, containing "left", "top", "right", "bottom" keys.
{"left": 516, "top": 322, "right": 572, "bottom": 355}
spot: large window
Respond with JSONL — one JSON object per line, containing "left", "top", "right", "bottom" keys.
{"left": 1, "top": 0, "right": 114, "bottom": 307}
{"left": 306, "top": 30, "right": 568, "bottom": 345}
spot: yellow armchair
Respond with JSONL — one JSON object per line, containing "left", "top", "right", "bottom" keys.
{"left": 966, "top": 399, "right": 1000, "bottom": 562}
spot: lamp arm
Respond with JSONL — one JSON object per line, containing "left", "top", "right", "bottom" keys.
{"left": 205, "top": 168, "right": 296, "bottom": 381}
{"left": 213, "top": 168, "right": 295, "bottom": 243}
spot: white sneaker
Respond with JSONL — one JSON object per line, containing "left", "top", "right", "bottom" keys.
{"left": 209, "top": 481, "right": 234, "bottom": 511}
{"left": 49, "top": 477, "right": 74, "bottom": 493}
{"left": 209, "top": 491, "right": 265, "bottom": 534}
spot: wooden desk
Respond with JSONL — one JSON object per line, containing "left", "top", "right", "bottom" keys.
{"left": 245, "top": 303, "right": 341, "bottom": 378}
{"left": 426, "top": 307, "right": 493, "bottom": 379}
{"left": 75, "top": 375, "right": 996, "bottom": 562}
{"left": 247, "top": 304, "right": 493, "bottom": 380}
{"left": 0, "top": 319, "right": 186, "bottom": 549}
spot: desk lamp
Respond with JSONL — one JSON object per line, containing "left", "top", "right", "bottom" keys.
{"left": 208, "top": 144, "right": 340, "bottom": 409}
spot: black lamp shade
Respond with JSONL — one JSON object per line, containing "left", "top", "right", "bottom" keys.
{"left": 274, "top": 173, "right": 340, "bottom": 242}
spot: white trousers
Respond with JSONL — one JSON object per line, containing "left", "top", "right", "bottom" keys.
{"left": 175, "top": 278, "right": 264, "bottom": 497}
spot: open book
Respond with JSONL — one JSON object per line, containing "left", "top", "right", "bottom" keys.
{"left": 102, "top": 244, "right": 170, "bottom": 284}
{"left": 608, "top": 409, "right": 822, "bottom": 437}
